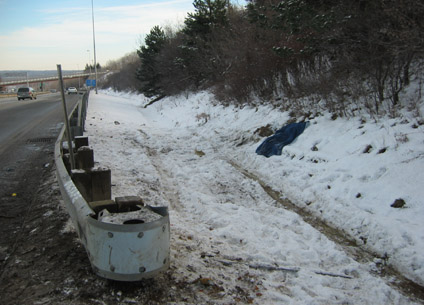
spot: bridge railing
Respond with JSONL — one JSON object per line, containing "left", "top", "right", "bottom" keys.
{"left": 0, "top": 71, "right": 108, "bottom": 87}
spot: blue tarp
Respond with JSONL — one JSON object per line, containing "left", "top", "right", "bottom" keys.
{"left": 256, "top": 122, "right": 309, "bottom": 158}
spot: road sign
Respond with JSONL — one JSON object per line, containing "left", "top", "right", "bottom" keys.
{"left": 86, "top": 79, "right": 96, "bottom": 86}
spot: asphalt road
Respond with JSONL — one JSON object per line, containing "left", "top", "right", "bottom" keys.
{"left": 0, "top": 91, "right": 80, "bottom": 207}
{"left": 0, "top": 92, "right": 80, "bottom": 279}
{"left": 0, "top": 93, "right": 79, "bottom": 154}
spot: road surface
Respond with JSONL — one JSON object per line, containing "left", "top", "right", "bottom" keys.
{"left": 0, "top": 93, "right": 77, "bottom": 153}
{"left": 0, "top": 93, "right": 81, "bottom": 303}
{"left": 0, "top": 93, "right": 79, "bottom": 196}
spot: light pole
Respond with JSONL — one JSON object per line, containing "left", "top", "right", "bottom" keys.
{"left": 87, "top": 50, "right": 92, "bottom": 76}
{"left": 91, "top": 0, "right": 98, "bottom": 94}
{"left": 77, "top": 64, "right": 80, "bottom": 88}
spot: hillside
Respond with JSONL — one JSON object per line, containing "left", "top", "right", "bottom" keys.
{"left": 82, "top": 89, "right": 424, "bottom": 304}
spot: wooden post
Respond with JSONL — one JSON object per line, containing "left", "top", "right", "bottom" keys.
{"left": 75, "top": 136, "right": 89, "bottom": 150}
{"left": 115, "top": 196, "right": 144, "bottom": 212}
{"left": 91, "top": 167, "right": 111, "bottom": 201}
{"left": 72, "top": 167, "right": 111, "bottom": 202}
{"left": 76, "top": 146, "right": 94, "bottom": 169}
{"left": 71, "top": 170, "right": 92, "bottom": 202}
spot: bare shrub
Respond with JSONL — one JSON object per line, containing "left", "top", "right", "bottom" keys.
{"left": 102, "top": 52, "right": 140, "bottom": 92}
{"left": 395, "top": 133, "right": 409, "bottom": 144}
{"left": 196, "top": 113, "right": 210, "bottom": 125}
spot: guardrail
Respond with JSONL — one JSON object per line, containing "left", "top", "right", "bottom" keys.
{"left": 54, "top": 91, "right": 170, "bottom": 281}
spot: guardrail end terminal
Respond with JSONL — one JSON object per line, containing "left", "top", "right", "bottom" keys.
{"left": 55, "top": 92, "right": 170, "bottom": 281}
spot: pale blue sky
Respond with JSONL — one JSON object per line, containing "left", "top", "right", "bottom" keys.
{"left": 1, "top": 0, "right": 247, "bottom": 70}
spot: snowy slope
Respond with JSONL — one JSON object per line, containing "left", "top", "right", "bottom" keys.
{"left": 84, "top": 89, "right": 424, "bottom": 304}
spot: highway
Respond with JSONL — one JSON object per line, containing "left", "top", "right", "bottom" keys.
{"left": 0, "top": 91, "right": 80, "bottom": 205}
{"left": 0, "top": 92, "right": 80, "bottom": 288}
{"left": 0, "top": 93, "right": 79, "bottom": 155}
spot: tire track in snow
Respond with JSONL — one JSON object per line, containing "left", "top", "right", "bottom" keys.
{"left": 226, "top": 158, "right": 424, "bottom": 303}
{"left": 136, "top": 127, "right": 421, "bottom": 304}
{"left": 137, "top": 130, "right": 272, "bottom": 304}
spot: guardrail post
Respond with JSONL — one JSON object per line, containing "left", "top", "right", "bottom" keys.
{"left": 71, "top": 170, "right": 92, "bottom": 201}
{"left": 71, "top": 167, "right": 111, "bottom": 202}
{"left": 76, "top": 146, "right": 94, "bottom": 169}
{"left": 77, "top": 99, "right": 83, "bottom": 127}
{"left": 91, "top": 168, "right": 111, "bottom": 201}
{"left": 81, "top": 93, "right": 88, "bottom": 131}
{"left": 75, "top": 136, "right": 89, "bottom": 150}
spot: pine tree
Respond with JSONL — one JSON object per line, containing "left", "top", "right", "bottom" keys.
{"left": 177, "top": 0, "right": 230, "bottom": 87}
{"left": 136, "top": 26, "right": 166, "bottom": 97}
{"left": 183, "top": 0, "right": 228, "bottom": 38}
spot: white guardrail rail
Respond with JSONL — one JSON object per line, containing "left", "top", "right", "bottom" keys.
{"left": 54, "top": 92, "right": 170, "bottom": 281}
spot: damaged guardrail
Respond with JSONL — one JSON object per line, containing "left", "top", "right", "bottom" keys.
{"left": 54, "top": 90, "right": 170, "bottom": 281}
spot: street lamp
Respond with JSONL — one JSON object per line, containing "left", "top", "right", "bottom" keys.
{"left": 91, "top": 0, "right": 98, "bottom": 94}
{"left": 87, "top": 49, "right": 92, "bottom": 76}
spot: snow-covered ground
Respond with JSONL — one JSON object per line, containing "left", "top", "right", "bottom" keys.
{"left": 84, "top": 89, "right": 424, "bottom": 304}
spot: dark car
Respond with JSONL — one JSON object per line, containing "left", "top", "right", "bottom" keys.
{"left": 17, "top": 87, "right": 37, "bottom": 100}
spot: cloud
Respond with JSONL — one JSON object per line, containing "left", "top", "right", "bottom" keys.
{"left": 0, "top": 0, "right": 193, "bottom": 70}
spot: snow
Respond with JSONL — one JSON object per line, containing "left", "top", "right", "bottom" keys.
{"left": 84, "top": 89, "right": 424, "bottom": 304}
{"left": 98, "top": 206, "right": 162, "bottom": 224}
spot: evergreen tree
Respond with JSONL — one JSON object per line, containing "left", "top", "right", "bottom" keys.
{"left": 84, "top": 63, "right": 102, "bottom": 72}
{"left": 179, "top": 0, "right": 230, "bottom": 87}
{"left": 136, "top": 26, "right": 166, "bottom": 97}
{"left": 183, "top": 0, "right": 229, "bottom": 38}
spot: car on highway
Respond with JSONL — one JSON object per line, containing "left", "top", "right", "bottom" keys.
{"left": 67, "top": 87, "right": 78, "bottom": 94}
{"left": 17, "top": 87, "right": 37, "bottom": 100}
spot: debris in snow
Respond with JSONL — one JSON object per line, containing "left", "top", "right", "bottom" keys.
{"left": 256, "top": 121, "right": 309, "bottom": 157}
{"left": 377, "top": 147, "right": 387, "bottom": 154}
{"left": 363, "top": 144, "right": 373, "bottom": 153}
{"left": 195, "top": 113, "right": 210, "bottom": 125}
{"left": 195, "top": 149, "right": 205, "bottom": 157}
{"left": 391, "top": 198, "right": 406, "bottom": 208}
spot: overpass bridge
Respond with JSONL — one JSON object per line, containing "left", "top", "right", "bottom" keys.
{"left": 0, "top": 72, "right": 106, "bottom": 87}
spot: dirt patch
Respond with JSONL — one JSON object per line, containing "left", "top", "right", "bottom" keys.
{"left": 254, "top": 124, "right": 274, "bottom": 137}
{"left": 0, "top": 159, "right": 200, "bottom": 304}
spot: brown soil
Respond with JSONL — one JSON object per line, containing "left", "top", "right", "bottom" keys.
{"left": 0, "top": 148, "right": 198, "bottom": 305}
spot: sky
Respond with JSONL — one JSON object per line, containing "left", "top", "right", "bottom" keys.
{"left": 0, "top": 0, "right": 218, "bottom": 71}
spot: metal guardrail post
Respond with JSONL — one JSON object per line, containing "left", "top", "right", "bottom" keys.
{"left": 81, "top": 91, "right": 89, "bottom": 131}
{"left": 57, "top": 64, "right": 75, "bottom": 170}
